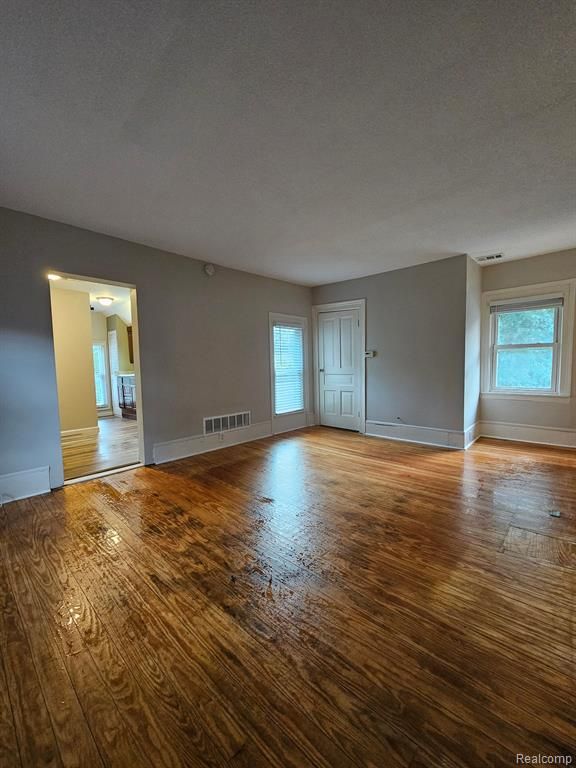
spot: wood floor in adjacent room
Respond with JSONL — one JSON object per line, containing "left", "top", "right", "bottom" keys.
{"left": 1, "top": 428, "right": 574, "bottom": 767}
{"left": 61, "top": 416, "right": 139, "bottom": 480}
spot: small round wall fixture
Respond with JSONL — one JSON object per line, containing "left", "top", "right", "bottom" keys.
{"left": 204, "top": 263, "right": 216, "bottom": 277}
{"left": 97, "top": 296, "right": 115, "bottom": 307}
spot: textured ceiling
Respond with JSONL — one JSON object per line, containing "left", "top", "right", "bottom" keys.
{"left": 1, "top": 0, "right": 575, "bottom": 285}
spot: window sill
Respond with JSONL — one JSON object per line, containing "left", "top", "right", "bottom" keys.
{"left": 481, "top": 392, "right": 571, "bottom": 402}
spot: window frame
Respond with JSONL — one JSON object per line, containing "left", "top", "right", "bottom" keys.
{"left": 269, "top": 313, "right": 309, "bottom": 418}
{"left": 481, "top": 280, "right": 575, "bottom": 400}
{"left": 92, "top": 341, "right": 111, "bottom": 410}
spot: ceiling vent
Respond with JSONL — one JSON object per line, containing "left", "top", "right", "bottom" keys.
{"left": 470, "top": 252, "right": 504, "bottom": 264}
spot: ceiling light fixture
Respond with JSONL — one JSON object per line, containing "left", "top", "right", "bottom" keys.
{"left": 97, "top": 296, "right": 115, "bottom": 307}
{"left": 47, "top": 273, "right": 62, "bottom": 281}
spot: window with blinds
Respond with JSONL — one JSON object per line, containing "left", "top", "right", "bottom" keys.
{"left": 92, "top": 343, "right": 109, "bottom": 408}
{"left": 272, "top": 321, "right": 305, "bottom": 415}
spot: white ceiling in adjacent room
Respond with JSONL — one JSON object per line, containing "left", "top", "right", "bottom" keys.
{"left": 53, "top": 278, "right": 132, "bottom": 325}
{"left": 1, "top": 0, "right": 575, "bottom": 285}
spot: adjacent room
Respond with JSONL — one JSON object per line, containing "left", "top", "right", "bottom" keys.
{"left": 49, "top": 275, "right": 141, "bottom": 480}
{"left": 0, "top": 2, "right": 574, "bottom": 767}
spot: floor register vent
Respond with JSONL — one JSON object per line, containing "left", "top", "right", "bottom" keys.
{"left": 204, "top": 411, "right": 251, "bottom": 435}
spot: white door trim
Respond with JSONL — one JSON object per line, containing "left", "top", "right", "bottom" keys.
{"left": 130, "top": 288, "right": 145, "bottom": 468}
{"left": 312, "top": 299, "right": 366, "bottom": 433}
{"left": 107, "top": 330, "right": 122, "bottom": 417}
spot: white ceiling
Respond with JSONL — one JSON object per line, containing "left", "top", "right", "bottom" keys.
{"left": 53, "top": 278, "right": 132, "bottom": 325}
{"left": 1, "top": 0, "right": 575, "bottom": 286}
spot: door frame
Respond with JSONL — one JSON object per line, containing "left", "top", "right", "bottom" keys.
{"left": 107, "top": 329, "right": 122, "bottom": 417}
{"left": 48, "top": 271, "right": 145, "bottom": 479}
{"left": 312, "top": 299, "right": 366, "bottom": 433}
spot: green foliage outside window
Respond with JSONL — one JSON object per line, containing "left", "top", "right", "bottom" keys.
{"left": 496, "top": 307, "right": 555, "bottom": 345}
{"left": 494, "top": 308, "right": 556, "bottom": 390}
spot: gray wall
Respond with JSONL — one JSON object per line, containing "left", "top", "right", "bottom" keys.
{"left": 464, "top": 258, "right": 482, "bottom": 431}
{"left": 483, "top": 248, "right": 576, "bottom": 293}
{"left": 0, "top": 207, "right": 311, "bottom": 488}
{"left": 313, "top": 255, "right": 468, "bottom": 432}
{"left": 481, "top": 247, "right": 576, "bottom": 430}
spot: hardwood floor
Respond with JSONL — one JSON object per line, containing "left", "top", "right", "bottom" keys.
{"left": 2, "top": 427, "right": 574, "bottom": 767}
{"left": 61, "top": 416, "right": 139, "bottom": 480}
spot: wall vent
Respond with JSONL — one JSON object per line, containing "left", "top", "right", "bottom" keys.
{"left": 471, "top": 252, "right": 504, "bottom": 264}
{"left": 204, "top": 411, "right": 251, "bottom": 435}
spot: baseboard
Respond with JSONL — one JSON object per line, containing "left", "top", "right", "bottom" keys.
{"left": 272, "top": 411, "right": 315, "bottom": 435}
{"left": 153, "top": 411, "right": 317, "bottom": 465}
{"left": 464, "top": 422, "right": 481, "bottom": 449}
{"left": 60, "top": 425, "right": 100, "bottom": 450}
{"left": 61, "top": 426, "right": 99, "bottom": 438}
{"left": 365, "top": 421, "right": 465, "bottom": 450}
{"left": 153, "top": 420, "right": 273, "bottom": 464}
{"left": 364, "top": 419, "right": 575, "bottom": 451}
{"left": 478, "top": 420, "right": 576, "bottom": 449}
{"left": 0, "top": 466, "right": 51, "bottom": 505}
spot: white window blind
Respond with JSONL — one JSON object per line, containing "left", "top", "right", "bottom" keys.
{"left": 92, "top": 343, "right": 109, "bottom": 408}
{"left": 489, "top": 296, "right": 564, "bottom": 313}
{"left": 273, "top": 323, "right": 304, "bottom": 414}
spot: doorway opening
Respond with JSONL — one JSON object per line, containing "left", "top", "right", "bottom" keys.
{"left": 48, "top": 273, "right": 144, "bottom": 481}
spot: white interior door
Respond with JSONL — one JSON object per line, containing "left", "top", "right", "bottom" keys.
{"left": 318, "top": 309, "right": 362, "bottom": 430}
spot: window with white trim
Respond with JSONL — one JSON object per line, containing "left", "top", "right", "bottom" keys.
{"left": 92, "top": 342, "right": 110, "bottom": 408}
{"left": 271, "top": 316, "right": 307, "bottom": 415}
{"left": 483, "top": 282, "right": 575, "bottom": 397}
